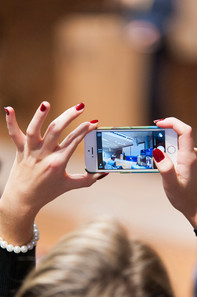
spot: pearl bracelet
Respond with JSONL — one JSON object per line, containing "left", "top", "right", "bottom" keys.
{"left": 0, "top": 223, "right": 39, "bottom": 254}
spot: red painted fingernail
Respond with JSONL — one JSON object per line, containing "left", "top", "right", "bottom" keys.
{"left": 90, "top": 120, "right": 98, "bottom": 124}
{"left": 97, "top": 173, "right": 109, "bottom": 180}
{"left": 153, "top": 119, "right": 165, "bottom": 124}
{"left": 40, "top": 103, "right": 47, "bottom": 112}
{"left": 4, "top": 107, "right": 9, "bottom": 115}
{"left": 76, "top": 102, "right": 85, "bottom": 111}
{"left": 153, "top": 148, "right": 165, "bottom": 163}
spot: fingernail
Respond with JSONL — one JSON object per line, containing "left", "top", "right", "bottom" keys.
{"left": 153, "top": 148, "right": 165, "bottom": 163}
{"left": 76, "top": 102, "right": 85, "bottom": 111}
{"left": 40, "top": 103, "right": 47, "bottom": 112}
{"left": 4, "top": 107, "right": 9, "bottom": 115}
{"left": 153, "top": 119, "right": 165, "bottom": 124}
{"left": 90, "top": 120, "right": 98, "bottom": 124}
{"left": 97, "top": 173, "right": 109, "bottom": 180}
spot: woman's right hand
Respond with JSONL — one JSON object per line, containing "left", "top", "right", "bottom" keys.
{"left": 153, "top": 117, "right": 197, "bottom": 229}
{"left": 0, "top": 102, "right": 106, "bottom": 245}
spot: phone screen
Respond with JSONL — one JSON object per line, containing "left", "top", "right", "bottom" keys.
{"left": 96, "top": 130, "right": 165, "bottom": 170}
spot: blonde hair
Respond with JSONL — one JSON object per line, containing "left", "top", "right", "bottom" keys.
{"left": 16, "top": 217, "right": 174, "bottom": 297}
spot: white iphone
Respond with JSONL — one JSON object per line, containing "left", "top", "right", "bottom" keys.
{"left": 84, "top": 126, "right": 178, "bottom": 173}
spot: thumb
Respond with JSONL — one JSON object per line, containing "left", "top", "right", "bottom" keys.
{"left": 153, "top": 148, "right": 178, "bottom": 191}
{"left": 66, "top": 172, "right": 109, "bottom": 190}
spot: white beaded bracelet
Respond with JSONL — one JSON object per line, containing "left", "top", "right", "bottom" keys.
{"left": 0, "top": 223, "right": 39, "bottom": 254}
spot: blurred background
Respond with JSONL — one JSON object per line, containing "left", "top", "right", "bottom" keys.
{"left": 0, "top": 1, "right": 197, "bottom": 296}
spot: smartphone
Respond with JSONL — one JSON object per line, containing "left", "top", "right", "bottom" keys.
{"left": 84, "top": 126, "right": 178, "bottom": 173}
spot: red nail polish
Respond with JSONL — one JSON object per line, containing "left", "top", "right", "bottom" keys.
{"left": 153, "top": 148, "right": 165, "bottom": 163}
{"left": 90, "top": 120, "right": 98, "bottom": 124}
{"left": 153, "top": 119, "right": 165, "bottom": 124}
{"left": 97, "top": 173, "right": 109, "bottom": 180}
{"left": 4, "top": 107, "right": 9, "bottom": 115}
{"left": 76, "top": 102, "right": 85, "bottom": 111}
{"left": 40, "top": 104, "right": 46, "bottom": 112}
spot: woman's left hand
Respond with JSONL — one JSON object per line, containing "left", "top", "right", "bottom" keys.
{"left": 153, "top": 117, "right": 197, "bottom": 229}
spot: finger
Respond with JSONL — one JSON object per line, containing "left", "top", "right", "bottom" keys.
{"left": 153, "top": 148, "right": 178, "bottom": 189}
{"left": 64, "top": 172, "right": 109, "bottom": 190}
{"left": 59, "top": 120, "right": 98, "bottom": 165}
{"left": 60, "top": 120, "right": 98, "bottom": 148}
{"left": 155, "top": 117, "right": 194, "bottom": 153}
{"left": 26, "top": 101, "right": 50, "bottom": 148}
{"left": 42, "top": 103, "right": 85, "bottom": 152}
{"left": 4, "top": 106, "right": 25, "bottom": 152}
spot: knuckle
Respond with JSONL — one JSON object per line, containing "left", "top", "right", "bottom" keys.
{"left": 157, "top": 158, "right": 174, "bottom": 175}
{"left": 163, "top": 165, "right": 174, "bottom": 175}
{"left": 48, "top": 121, "right": 61, "bottom": 135}
{"left": 26, "top": 127, "right": 34, "bottom": 138}
{"left": 185, "top": 124, "right": 192, "bottom": 136}
{"left": 76, "top": 122, "right": 90, "bottom": 139}
{"left": 67, "top": 132, "right": 82, "bottom": 146}
{"left": 47, "top": 160, "right": 60, "bottom": 171}
{"left": 66, "top": 132, "right": 74, "bottom": 144}
{"left": 70, "top": 138, "right": 79, "bottom": 149}
{"left": 80, "top": 122, "right": 89, "bottom": 131}
{"left": 8, "top": 127, "right": 15, "bottom": 138}
{"left": 160, "top": 164, "right": 175, "bottom": 179}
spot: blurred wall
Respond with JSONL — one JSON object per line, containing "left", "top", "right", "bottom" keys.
{"left": 0, "top": 0, "right": 110, "bottom": 135}
{"left": 161, "top": 0, "right": 197, "bottom": 142}
{"left": 53, "top": 14, "right": 151, "bottom": 135}
{"left": 0, "top": 0, "right": 197, "bottom": 143}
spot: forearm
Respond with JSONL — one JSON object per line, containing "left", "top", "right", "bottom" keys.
{"left": 0, "top": 193, "right": 37, "bottom": 297}
{"left": 0, "top": 192, "right": 36, "bottom": 246}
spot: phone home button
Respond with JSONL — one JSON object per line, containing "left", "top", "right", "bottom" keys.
{"left": 167, "top": 145, "right": 176, "bottom": 154}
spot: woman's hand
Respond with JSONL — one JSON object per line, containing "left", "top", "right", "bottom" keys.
{"left": 153, "top": 117, "right": 197, "bottom": 229}
{"left": 0, "top": 102, "right": 105, "bottom": 244}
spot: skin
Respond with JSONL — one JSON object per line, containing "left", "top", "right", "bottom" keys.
{"left": 0, "top": 110, "right": 197, "bottom": 245}
{"left": 0, "top": 102, "right": 105, "bottom": 246}
{"left": 154, "top": 117, "right": 197, "bottom": 229}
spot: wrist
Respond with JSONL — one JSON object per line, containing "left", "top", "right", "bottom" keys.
{"left": 0, "top": 195, "right": 36, "bottom": 246}
{"left": 0, "top": 223, "right": 39, "bottom": 253}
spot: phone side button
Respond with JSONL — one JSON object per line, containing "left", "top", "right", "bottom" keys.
{"left": 167, "top": 145, "right": 176, "bottom": 154}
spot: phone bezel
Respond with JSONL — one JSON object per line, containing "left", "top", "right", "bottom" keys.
{"left": 84, "top": 127, "right": 178, "bottom": 173}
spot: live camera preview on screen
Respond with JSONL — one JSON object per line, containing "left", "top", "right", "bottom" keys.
{"left": 96, "top": 130, "right": 165, "bottom": 170}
